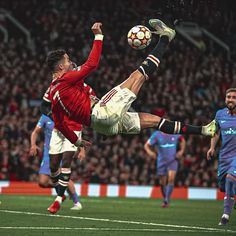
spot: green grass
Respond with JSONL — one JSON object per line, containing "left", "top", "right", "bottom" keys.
{"left": 0, "top": 195, "right": 235, "bottom": 236}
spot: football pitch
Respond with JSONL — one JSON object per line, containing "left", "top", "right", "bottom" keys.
{"left": 0, "top": 195, "right": 235, "bottom": 236}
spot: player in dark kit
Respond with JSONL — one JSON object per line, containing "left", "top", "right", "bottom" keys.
{"left": 46, "top": 21, "right": 216, "bottom": 150}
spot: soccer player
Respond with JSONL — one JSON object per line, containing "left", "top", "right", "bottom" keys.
{"left": 207, "top": 88, "right": 236, "bottom": 225}
{"left": 46, "top": 20, "right": 216, "bottom": 150}
{"left": 43, "top": 82, "right": 96, "bottom": 214}
{"left": 30, "top": 114, "right": 83, "bottom": 210}
{"left": 144, "top": 126, "right": 186, "bottom": 208}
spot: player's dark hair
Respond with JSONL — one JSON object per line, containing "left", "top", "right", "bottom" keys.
{"left": 226, "top": 88, "right": 236, "bottom": 94}
{"left": 46, "top": 49, "right": 66, "bottom": 73}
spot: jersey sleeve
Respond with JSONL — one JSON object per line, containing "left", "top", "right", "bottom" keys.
{"left": 41, "top": 87, "right": 53, "bottom": 118}
{"left": 37, "top": 115, "right": 46, "bottom": 128}
{"left": 215, "top": 110, "right": 220, "bottom": 126}
{"left": 65, "top": 37, "right": 103, "bottom": 84}
{"left": 43, "top": 87, "right": 52, "bottom": 103}
{"left": 59, "top": 121, "right": 79, "bottom": 144}
{"left": 52, "top": 107, "right": 79, "bottom": 144}
{"left": 148, "top": 131, "right": 159, "bottom": 146}
{"left": 84, "top": 83, "right": 97, "bottom": 97}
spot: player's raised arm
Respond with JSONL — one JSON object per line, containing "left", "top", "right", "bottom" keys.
{"left": 66, "top": 22, "right": 104, "bottom": 83}
{"left": 40, "top": 99, "right": 52, "bottom": 118}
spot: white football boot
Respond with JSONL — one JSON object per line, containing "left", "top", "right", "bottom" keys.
{"left": 149, "top": 19, "right": 176, "bottom": 42}
{"left": 70, "top": 202, "right": 83, "bottom": 210}
{"left": 202, "top": 120, "right": 217, "bottom": 137}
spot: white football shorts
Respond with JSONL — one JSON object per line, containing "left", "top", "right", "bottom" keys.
{"left": 49, "top": 129, "right": 81, "bottom": 154}
{"left": 90, "top": 85, "right": 141, "bottom": 136}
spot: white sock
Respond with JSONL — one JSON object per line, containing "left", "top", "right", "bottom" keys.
{"left": 55, "top": 196, "right": 62, "bottom": 204}
{"left": 222, "top": 214, "right": 229, "bottom": 219}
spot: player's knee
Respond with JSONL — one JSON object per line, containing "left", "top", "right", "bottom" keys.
{"left": 168, "top": 179, "right": 175, "bottom": 185}
{"left": 159, "top": 178, "right": 166, "bottom": 186}
{"left": 129, "top": 70, "right": 145, "bottom": 81}
{"left": 50, "top": 166, "right": 58, "bottom": 173}
{"left": 38, "top": 181, "right": 50, "bottom": 188}
{"left": 61, "top": 159, "right": 72, "bottom": 168}
{"left": 50, "top": 161, "right": 59, "bottom": 172}
{"left": 119, "top": 113, "right": 141, "bottom": 134}
{"left": 226, "top": 173, "right": 236, "bottom": 181}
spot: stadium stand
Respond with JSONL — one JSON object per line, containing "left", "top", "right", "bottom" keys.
{"left": 0, "top": 0, "right": 236, "bottom": 188}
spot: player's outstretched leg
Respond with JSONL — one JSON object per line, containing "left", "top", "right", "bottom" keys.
{"left": 137, "top": 19, "right": 176, "bottom": 79}
{"left": 219, "top": 175, "right": 236, "bottom": 225}
{"left": 138, "top": 112, "right": 217, "bottom": 137}
{"left": 48, "top": 167, "right": 72, "bottom": 214}
{"left": 157, "top": 119, "right": 217, "bottom": 137}
{"left": 67, "top": 181, "right": 83, "bottom": 210}
{"left": 119, "top": 19, "right": 176, "bottom": 97}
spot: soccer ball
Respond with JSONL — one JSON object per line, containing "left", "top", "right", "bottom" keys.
{"left": 127, "top": 25, "right": 152, "bottom": 50}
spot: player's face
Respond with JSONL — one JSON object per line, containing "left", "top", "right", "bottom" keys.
{"left": 225, "top": 91, "right": 236, "bottom": 110}
{"left": 62, "top": 54, "right": 73, "bottom": 72}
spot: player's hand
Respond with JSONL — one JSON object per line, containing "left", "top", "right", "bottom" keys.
{"left": 176, "top": 151, "right": 183, "bottom": 159}
{"left": 92, "top": 22, "right": 102, "bottom": 35}
{"left": 80, "top": 139, "right": 92, "bottom": 149}
{"left": 29, "top": 145, "right": 40, "bottom": 157}
{"left": 147, "top": 152, "right": 156, "bottom": 159}
{"left": 207, "top": 148, "right": 215, "bottom": 160}
{"left": 77, "top": 147, "right": 86, "bottom": 161}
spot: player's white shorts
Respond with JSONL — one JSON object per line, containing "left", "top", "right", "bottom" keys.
{"left": 90, "top": 85, "right": 141, "bottom": 136}
{"left": 49, "top": 129, "right": 81, "bottom": 154}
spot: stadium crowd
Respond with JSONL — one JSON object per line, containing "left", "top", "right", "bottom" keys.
{"left": 0, "top": 0, "right": 236, "bottom": 187}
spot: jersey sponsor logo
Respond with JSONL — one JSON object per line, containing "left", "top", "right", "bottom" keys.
{"left": 160, "top": 143, "right": 175, "bottom": 148}
{"left": 224, "top": 128, "right": 236, "bottom": 135}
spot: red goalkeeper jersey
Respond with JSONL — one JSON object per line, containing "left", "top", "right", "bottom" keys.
{"left": 48, "top": 36, "right": 103, "bottom": 144}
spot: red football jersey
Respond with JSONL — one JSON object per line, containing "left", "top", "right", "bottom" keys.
{"left": 48, "top": 38, "right": 103, "bottom": 144}
{"left": 43, "top": 83, "right": 96, "bottom": 132}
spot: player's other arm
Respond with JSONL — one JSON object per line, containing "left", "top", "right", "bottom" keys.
{"left": 144, "top": 141, "right": 157, "bottom": 159}
{"left": 176, "top": 136, "right": 186, "bottom": 159}
{"left": 207, "top": 129, "right": 220, "bottom": 160}
{"left": 53, "top": 109, "right": 90, "bottom": 148}
{"left": 58, "top": 121, "right": 91, "bottom": 149}
{"left": 40, "top": 99, "right": 52, "bottom": 118}
{"left": 59, "top": 121, "right": 81, "bottom": 145}
{"left": 52, "top": 107, "right": 79, "bottom": 145}
{"left": 66, "top": 22, "right": 104, "bottom": 83}
{"left": 30, "top": 125, "right": 42, "bottom": 156}
{"left": 41, "top": 88, "right": 52, "bottom": 117}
